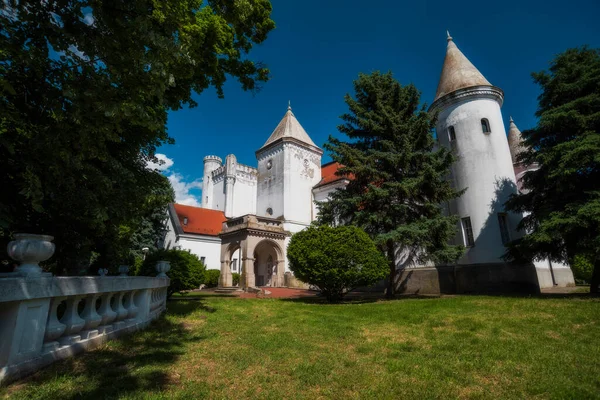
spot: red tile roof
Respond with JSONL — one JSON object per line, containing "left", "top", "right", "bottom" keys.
{"left": 173, "top": 204, "right": 226, "bottom": 236}
{"left": 315, "top": 162, "right": 352, "bottom": 188}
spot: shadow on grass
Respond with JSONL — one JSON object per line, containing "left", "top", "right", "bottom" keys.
{"left": 7, "top": 299, "right": 209, "bottom": 400}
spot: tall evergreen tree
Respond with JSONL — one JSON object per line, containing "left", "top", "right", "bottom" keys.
{"left": 505, "top": 47, "right": 600, "bottom": 293}
{"left": 318, "top": 72, "right": 464, "bottom": 297}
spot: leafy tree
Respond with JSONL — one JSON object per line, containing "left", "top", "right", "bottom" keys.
{"left": 0, "top": 0, "right": 275, "bottom": 273}
{"left": 318, "top": 72, "right": 464, "bottom": 298}
{"left": 204, "top": 269, "right": 221, "bottom": 288}
{"left": 504, "top": 47, "right": 600, "bottom": 293}
{"left": 287, "top": 225, "right": 388, "bottom": 302}
{"left": 138, "top": 249, "right": 205, "bottom": 298}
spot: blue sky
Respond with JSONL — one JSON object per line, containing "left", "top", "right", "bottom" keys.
{"left": 154, "top": 0, "right": 600, "bottom": 205}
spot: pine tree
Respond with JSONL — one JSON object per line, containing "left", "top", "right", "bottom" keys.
{"left": 318, "top": 71, "right": 464, "bottom": 297}
{"left": 505, "top": 47, "right": 600, "bottom": 293}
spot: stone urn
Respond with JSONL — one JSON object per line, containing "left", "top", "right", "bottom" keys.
{"left": 156, "top": 260, "right": 171, "bottom": 277}
{"left": 98, "top": 268, "right": 109, "bottom": 276}
{"left": 7, "top": 233, "right": 55, "bottom": 276}
{"left": 118, "top": 265, "right": 129, "bottom": 276}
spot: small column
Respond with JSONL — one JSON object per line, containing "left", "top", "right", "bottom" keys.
{"left": 219, "top": 260, "right": 232, "bottom": 287}
{"left": 241, "top": 257, "right": 256, "bottom": 289}
{"left": 224, "top": 154, "right": 237, "bottom": 218}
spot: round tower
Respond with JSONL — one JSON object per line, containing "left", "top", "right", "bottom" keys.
{"left": 430, "top": 33, "right": 521, "bottom": 264}
{"left": 202, "top": 155, "right": 222, "bottom": 209}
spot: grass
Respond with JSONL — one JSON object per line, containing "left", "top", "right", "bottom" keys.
{"left": 2, "top": 294, "right": 599, "bottom": 399}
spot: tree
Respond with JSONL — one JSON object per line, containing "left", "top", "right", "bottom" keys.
{"left": 287, "top": 225, "right": 388, "bottom": 302}
{"left": 318, "top": 71, "right": 464, "bottom": 298}
{"left": 504, "top": 47, "right": 600, "bottom": 293}
{"left": 0, "top": 0, "right": 275, "bottom": 273}
{"left": 138, "top": 248, "right": 205, "bottom": 298}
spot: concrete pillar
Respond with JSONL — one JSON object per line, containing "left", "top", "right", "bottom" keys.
{"left": 219, "top": 260, "right": 232, "bottom": 287}
{"left": 241, "top": 257, "right": 256, "bottom": 289}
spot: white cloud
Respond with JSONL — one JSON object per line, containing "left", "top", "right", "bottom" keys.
{"left": 168, "top": 173, "right": 203, "bottom": 207}
{"left": 147, "top": 153, "right": 174, "bottom": 171}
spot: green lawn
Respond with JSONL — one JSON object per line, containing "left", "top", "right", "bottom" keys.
{"left": 2, "top": 294, "right": 599, "bottom": 399}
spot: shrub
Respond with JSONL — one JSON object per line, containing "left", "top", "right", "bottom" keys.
{"left": 287, "top": 225, "right": 388, "bottom": 302}
{"left": 204, "top": 269, "right": 221, "bottom": 288}
{"left": 572, "top": 254, "right": 594, "bottom": 284}
{"left": 232, "top": 272, "right": 240, "bottom": 286}
{"left": 138, "top": 249, "right": 205, "bottom": 298}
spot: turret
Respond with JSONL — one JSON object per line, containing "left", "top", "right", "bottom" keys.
{"left": 224, "top": 154, "right": 237, "bottom": 218}
{"left": 202, "top": 155, "right": 222, "bottom": 209}
{"left": 430, "top": 32, "right": 521, "bottom": 264}
{"left": 507, "top": 117, "right": 538, "bottom": 193}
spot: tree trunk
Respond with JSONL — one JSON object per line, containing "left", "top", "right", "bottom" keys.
{"left": 590, "top": 259, "right": 600, "bottom": 295}
{"left": 386, "top": 241, "right": 396, "bottom": 299}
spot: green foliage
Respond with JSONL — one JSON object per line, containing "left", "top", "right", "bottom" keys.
{"left": 0, "top": 0, "right": 274, "bottom": 274}
{"left": 572, "top": 255, "right": 594, "bottom": 284}
{"left": 232, "top": 272, "right": 240, "bottom": 287}
{"left": 504, "top": 47, "right": 600, "bottom": 292}
{"left": 318, "top": 71, "right": 464, "bottom": 296}
{"left": 287, "top": 225, "right": 388, "bottom": 302}
{"left": 138, "top": 249, "right": 205, "bottom": 298}
{"left": 204, "top": 269, "right": 221, "bottom": 288}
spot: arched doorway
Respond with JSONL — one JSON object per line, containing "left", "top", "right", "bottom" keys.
{"left": 253, "top": 240, "right": 282, "bottom": 287}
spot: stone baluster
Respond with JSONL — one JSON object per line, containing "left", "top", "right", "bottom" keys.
{"left": 113, "top": 292, "right": 129, "bottom": 329}
{"left": 97, "top": 292, "right": 117, "bottom": 331}
{"left": 43, "top": 297, "right": 66, "bottom": 353}
{"left": 80, "top": 294, "right": 103, "bottom": 339}
{"left": 59, "top": 296, "right": 85, "bottom": 345}
{"left": 124, "top": 291, "right": 138, "bottom": 321}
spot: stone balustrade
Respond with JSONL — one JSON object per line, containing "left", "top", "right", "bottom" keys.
{"left": 0, "top": 234, "right": 170, "bottom": 385}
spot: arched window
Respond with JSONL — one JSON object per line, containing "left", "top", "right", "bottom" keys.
{"left": 448, "top": 126, "right": 456, "bottom": 142}
{"left": 481, "top": 118, "right": 491, "bottom": 133}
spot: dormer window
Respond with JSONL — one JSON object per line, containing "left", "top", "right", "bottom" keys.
{"left": 448, "top": 126, "right": 456, "bottom": 142}
{"left": 183, "top": 217, "right": 188, "bottom": 225}
{"left": 481, "top": 118, "right": 491, "bottom": 133}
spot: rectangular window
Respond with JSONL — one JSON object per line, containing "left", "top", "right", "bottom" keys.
{"left": 448, "top": 126, "right": 456, "bottom": 142}
{"left": 231, "top": 258, "right": 237, "bottom": 272}
{"left": 200, "top": 256, "right": 206, "bottom": 264}
{"left": 498, "top": 213, "right": 510, "bottom": 245}
{"left": 461, "top": 217, "right": 475, "bottom": 247}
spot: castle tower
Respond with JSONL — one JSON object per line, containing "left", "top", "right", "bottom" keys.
{"left": 430, "top": 33, "right": 521, "bottom": 264}
{"left": 202, "top": 155, "right": 222, "bottom": 209}
{"left": 255, "top": 104, "right": 323, "bottom": 227}
{"left": 507, "top": 117, "right": 539, "bottom": 193}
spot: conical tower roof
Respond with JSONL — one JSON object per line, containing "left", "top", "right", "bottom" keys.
{"left": 434, "top": 32, "right": 493, "bottom": 102}
{"left": 507, "top": 117, "right": 528, "bottom": 164}
{"left": 259, "top": 104, "right": 318, "bottom": 150}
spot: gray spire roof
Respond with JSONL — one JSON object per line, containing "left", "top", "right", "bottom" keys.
{"left": 434, "top": 33, "right": 493, "bottom": 102}
{"left": 507, "top": 116, "right": 528, "bottom": 164}
{"left": 260, "top": 105, "right": 318, "bottom": 150}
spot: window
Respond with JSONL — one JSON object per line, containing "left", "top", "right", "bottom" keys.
{"left": 200, "top": 256, "right": 206, "bottom": 264}
{"left": 461, "top": 217, "right": 475, "bottom": 247}
{"left": 481, "top": 118, "right": 491, "bottom": 133}
{"left": 448, "top": 126, "right": 456, "bottom": 142}
{"left": 183, "top": 217, "right": 188, "bottom": 225}
{"left": 266, "top": 207, "right": 273, "bottom": 216}
{"left": 231, "top": 258, "right": 237, "bottom": 272}
{"left": 498, "top": 213, "right": 510, "bottom": 245}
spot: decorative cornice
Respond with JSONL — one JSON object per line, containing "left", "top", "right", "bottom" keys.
{"left": 429, "top": 85, "right": 504, "bottom": 113}
{"left": 256, "top": 136, "right": 323, "bottom": 159}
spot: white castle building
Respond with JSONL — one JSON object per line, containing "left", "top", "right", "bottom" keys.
{"left": 163, "top": 35, "right": 574, "bottom": 293}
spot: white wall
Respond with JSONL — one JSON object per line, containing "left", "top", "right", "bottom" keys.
{"left": 283, "top": 143, "right": 322, "bottom": 224}
{"left": 211, "top": 174, "right": 226, "bottom": 212}
{"left": 256, "top": 144, "right": 285, "bottom": 218}
{"left": 177, "top": 234, "right": 222, "bottom": 270}
{"left": 162, "top": 214, "right": 178, "bottom": 250}
{"left": 436, "top": 94, "right": 522, "bottom": 264}
{"left": 232, "top": 165, "right": 257, "bottom": 217}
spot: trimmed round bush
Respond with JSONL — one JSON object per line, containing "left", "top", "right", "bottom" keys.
{"left": 138, "top": 249, "right": 205, "bottom": 298}
{"left": 204, "top": 269, "right": 221, "bottom": 288}
{"left": 232, "top": 272, "right": 240, "bottom": 287}
{"left": 287, "top": 225, "right": 388, "bottom": 302}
